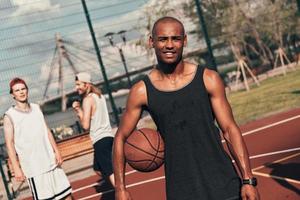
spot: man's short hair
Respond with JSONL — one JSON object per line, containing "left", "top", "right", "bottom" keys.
{"left": 9, "top": 77, "right": 28, "bottom": 94}
{"left": 151, "top": 16, "right": 185, "bottom": 37}
{"left": 75, "top": 72, "right": 91, "bottom": 83}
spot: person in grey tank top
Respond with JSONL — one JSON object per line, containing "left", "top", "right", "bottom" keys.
{"left": 113, "top": 17, "right": 260, "bottom": 200}
{"left": 72, "top": 72, "right": 115, "bottom": 188}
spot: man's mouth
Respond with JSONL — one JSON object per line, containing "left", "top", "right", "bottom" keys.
{"left": 163, "top": 51, "right": 176, "bottom": 57}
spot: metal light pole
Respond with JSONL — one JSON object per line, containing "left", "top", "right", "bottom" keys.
{"left": 194, "top": 0, "right": 218, "bottom": 71}
{"left": 105, "top": 31, "right": 132, "bottom": 88}
{"left": 80, "top": 0, "right": 119, "bottom": 125}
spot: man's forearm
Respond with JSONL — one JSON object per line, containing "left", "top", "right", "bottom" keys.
{"left": 224, "top": 126, "right": 253, "bottom": 179}
{"left": 75, "top": 108, "right": 84, "bottom": 121}
{"left": 113, "top": 134, "right": 127, "bottom": 191}
{"left": 6, "top": 142, "right": 22, "bottom": 172}
{"left": 74, "top": 108, "right": 91, "bottom": 130}
{"left": 48, "top": 131, "right": 60, "bottom": 153}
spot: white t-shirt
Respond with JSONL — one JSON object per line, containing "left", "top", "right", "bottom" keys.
{"left": 5, "top": 103, "right": 56, "bottom": 178}
{"left": 89, "top": 93, "right": 114, "bottom": 144}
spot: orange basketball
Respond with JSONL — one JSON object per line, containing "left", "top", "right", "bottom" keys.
{"left": 124, "top": 128, "right": 164, "bottom": 172}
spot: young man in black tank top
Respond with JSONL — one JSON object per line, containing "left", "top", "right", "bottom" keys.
{"left": 113, "top": 17, "right": 259, "bottom": 200}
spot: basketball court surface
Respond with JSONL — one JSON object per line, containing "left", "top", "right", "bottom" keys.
{"left": 23, "top": 108, "right": 300, "bottom": 200}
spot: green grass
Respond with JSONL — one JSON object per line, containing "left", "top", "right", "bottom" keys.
{"left": 228, "top": 68, "right": 300, "bottom": 125}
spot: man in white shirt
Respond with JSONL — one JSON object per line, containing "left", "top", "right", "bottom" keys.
{"left": 72, "top": 72, "right": 115, "bottom": 187}
{"left": 3, "top": 77, "right": 72, "bottom": 200}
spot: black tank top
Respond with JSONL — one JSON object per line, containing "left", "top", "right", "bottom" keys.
{"left": 143, "top": 66, "right": 241, "bottom": 200}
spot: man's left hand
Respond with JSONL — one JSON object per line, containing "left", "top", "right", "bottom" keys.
{"left": 55, "top": 151, "right": 63, "bottom": 166}
{"left": 241, "top": 185, "right": 260, "bottom": 200}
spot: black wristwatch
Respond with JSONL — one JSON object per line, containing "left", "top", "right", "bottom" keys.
{"left": 242, "top": 177, "right": 257, "bottom": 186}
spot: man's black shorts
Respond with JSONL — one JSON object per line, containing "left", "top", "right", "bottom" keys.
{"left": 93, "top": 137, "right": 114, "bottom": 177}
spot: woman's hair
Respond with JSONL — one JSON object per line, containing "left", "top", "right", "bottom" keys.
{"left": 87, "top": 84, "right": 102, "bottom": 97}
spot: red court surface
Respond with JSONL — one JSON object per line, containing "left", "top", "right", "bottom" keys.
{"left": 24, "top": 108, "right": 300, "bottom": 200}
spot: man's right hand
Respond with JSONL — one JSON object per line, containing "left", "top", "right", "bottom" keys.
{"left": 115, "top": 189, "right": 133, "bottom": 200}
{"left": 72, "top": 101, "right": 81, "bottom": 111}
{"left": 14, "top": 168, "right": 25, "bottom": 182}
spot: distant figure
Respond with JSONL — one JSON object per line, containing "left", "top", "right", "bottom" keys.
{"left": 3, "top": 78, "right": 72, "bottom": 200}
{"left": 113, "top": 17, "right": 260, "bottom": 200}
{"left": 72, "top": 72, "right": 115, "bottom": 187}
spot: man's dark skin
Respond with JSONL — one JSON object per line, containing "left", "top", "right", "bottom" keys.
{"left": 113, "top": 17, "right": 260, "bottom": 200}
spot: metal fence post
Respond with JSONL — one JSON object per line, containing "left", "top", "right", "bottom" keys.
{"left": 0, "top": 156, "right": 13, "bottom": 200}
{"left": 80, "top": 0, "right": 120, "bottom": 125}
{"left": 194, "top": 0, "right": 218, "bottom": 71}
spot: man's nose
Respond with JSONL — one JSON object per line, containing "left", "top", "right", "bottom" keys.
{"left": 165, "top": 38, "right": 174, "bottom": 49}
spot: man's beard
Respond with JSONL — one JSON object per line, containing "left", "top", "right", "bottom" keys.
{"left": 156, "top": 54, "right": 182, "bottom": 74}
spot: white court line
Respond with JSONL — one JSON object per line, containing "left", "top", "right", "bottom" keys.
{"left": 73, "top": 170, "right": 137, "bottom": 193}
{"left": 222, "top": 114, "right": 300, "bottom": 143}
{"left": 253, "top": 171, "right": 300, "bottom": 185}
{"left": 241, "top": 115, "right": 300, "bottom": 136}
{"left": 253, "top": 152, "right": 300, "bottom": 171}
{"left": 72, "top": 182, "right": 99, "bottom": 193}
{"left": 77, "top": 176, "right": 165, "bottom": 200}
{"left": 249, "top": 147, "right": 300, "bottom": 160}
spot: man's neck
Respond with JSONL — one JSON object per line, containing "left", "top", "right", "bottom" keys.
{"left": 15, "top": 101, "right": 30, "bottom": 111}
{"left": 83, "top": 92, "right": 92, "bottom": 98}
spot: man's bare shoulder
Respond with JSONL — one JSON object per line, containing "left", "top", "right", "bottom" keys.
{"left": 3, "top": 114, "right": 12, "bottom": 126}
{"left": 82, "top": 95, "right": 95, "bottom": 105}
{"left": 127, "top": 80, "right": 148, "bottom": 106}
{"left": 204, "top": 68, "right": 220, "bottom": 81}
{"left": 130, "top": 80, "right": 147, "bottom": 96}
{"left": 203, "top": 68, "right": 224, "bottom": 93}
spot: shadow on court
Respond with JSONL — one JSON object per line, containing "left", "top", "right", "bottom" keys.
{"left": 266, "top": 162, "right": 300, "bottom": 195}
{"left": 94, "top": 178, "right": 115, "bottom": 200}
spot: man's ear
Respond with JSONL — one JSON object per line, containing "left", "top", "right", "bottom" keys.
{"left": 148, "top": 36, "right": 154, "bottom": 48}
{"left": 183, "top": 34, "right": 187, "bottom": 47}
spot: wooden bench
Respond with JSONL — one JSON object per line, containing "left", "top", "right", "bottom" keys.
{"left": 57, "top": 133, "right": 93, "bottom": 161}
{"left": 6, "top": 133, "right": 93, "bottom": 177}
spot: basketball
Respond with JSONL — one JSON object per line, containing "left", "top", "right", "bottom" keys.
{"left": 124, "top": 128, "right": 164, "bottom": 172}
